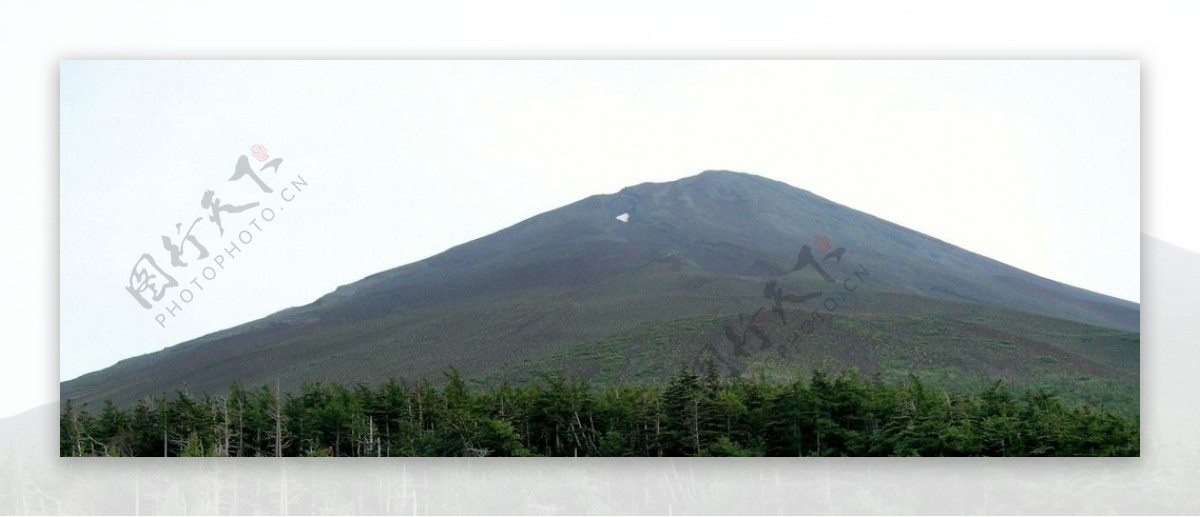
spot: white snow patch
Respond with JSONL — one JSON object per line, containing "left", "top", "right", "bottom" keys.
{"left": 615, "top": 212, "right": 630, "bottom": 223}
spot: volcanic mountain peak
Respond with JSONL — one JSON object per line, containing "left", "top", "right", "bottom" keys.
{"left": 618, "top": 169, "right": 819, "bottom": 208}
{"left": 61, "top": 170, "right": 1139, "bottom": 407}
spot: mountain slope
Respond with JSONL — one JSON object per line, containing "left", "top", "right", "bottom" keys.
{"left": 62, "top": 171, "right": 1139, "bottom": 407}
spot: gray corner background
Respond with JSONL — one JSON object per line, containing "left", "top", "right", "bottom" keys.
{"left": 1, "top": 234, "right": 1191, "bottom": 515}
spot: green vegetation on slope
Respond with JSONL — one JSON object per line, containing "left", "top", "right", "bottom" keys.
{"left": 61, "top": 366, "right": 1138, "bottom": 457}
{"left": 482, "top": 305, "right": 1140, "bottom": 416}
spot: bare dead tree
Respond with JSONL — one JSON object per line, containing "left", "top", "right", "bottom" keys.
{"left": 221, "top": 397, "right": 230, "bottom": 457}
{"left": 268, "top": 380, "right": 290, "bottom": 457}
{"left": 236, "top": 397, "right": 245, "bottom": 457}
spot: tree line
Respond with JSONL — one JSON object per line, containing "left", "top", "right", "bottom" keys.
{"left": 60, "top": 366, "right": 1138, "bottom": 457}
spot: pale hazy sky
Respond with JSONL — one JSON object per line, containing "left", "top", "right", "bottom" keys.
{"left": 60, "top": 60, "right": 1139, "bottom": 382}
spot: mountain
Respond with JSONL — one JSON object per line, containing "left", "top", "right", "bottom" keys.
{"left": 62, "top": 171, "right": 1139, "bottom": 408}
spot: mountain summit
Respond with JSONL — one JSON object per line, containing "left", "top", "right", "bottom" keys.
{"left": 63, "top": 171, "right": 1139, "bottom": 406}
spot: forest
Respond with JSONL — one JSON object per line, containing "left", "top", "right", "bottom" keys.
{"left": 60, "top": 366, "right": 1139, "bottom": 457}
